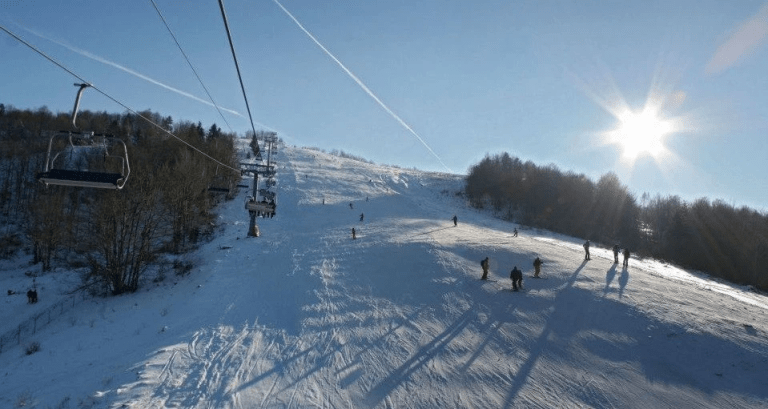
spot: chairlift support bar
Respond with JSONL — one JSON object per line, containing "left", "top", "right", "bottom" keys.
{"left": 71, "top": 83, "right": 90, "bottom": 129}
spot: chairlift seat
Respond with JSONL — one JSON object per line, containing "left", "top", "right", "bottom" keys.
{"left": 208, "top": 186, "right": 230, "bottom": 193}
{"left": 37, "top": 169, "right": 125, "bottom": 189}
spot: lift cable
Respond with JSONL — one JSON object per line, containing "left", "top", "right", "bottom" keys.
{"left": 0, "top": 23, "right": 241, "bottom": 174}
{"left": 149, "top": 0, "right": 235, "bottom": 134}
{"left": 217, "top": 0, "right": 261, "bottom": 157}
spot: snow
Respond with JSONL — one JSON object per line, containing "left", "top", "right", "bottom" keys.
{"left": 1, "top": 144, "right": 768, "bottom": 408}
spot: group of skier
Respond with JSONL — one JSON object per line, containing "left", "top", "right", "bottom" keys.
{"left": 479, "top": 235, "right": 632, "bottom": 292}
{"left": 481, "top": 255, "right": 542, "bottom": 292}
{"left": 586, "top": 240, "right": 630, "bottom": 267}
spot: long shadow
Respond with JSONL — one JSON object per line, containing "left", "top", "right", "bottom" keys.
{"left": 502, "top": 260, "right": 587, "bottom": 408}
{"left": 618, "top": 266, "right": 629, "bottom": 298}
{"left": 604, "top": 264, "right": 618, "bottom": 294}
{"left": 415, "top": 226, "right": 455, "bottom": 236}
{"left": 459, "top": 305, "right": 516, "bottom": 373}
{"left": 364, "top": 309, "right": 474, "bottom": 407}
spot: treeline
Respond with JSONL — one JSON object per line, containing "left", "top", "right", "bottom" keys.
{"left": 0, "top": 103, "right": 240, "bottom": 294}
{"left": 465, "top": 152, "right": 768, "bottom": 290}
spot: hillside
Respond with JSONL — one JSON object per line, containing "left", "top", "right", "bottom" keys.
{"left": 1, "top": 145, "right": 767, "bottom": 408}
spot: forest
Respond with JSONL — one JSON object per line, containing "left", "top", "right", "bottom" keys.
{"left": 0, "top": 103, "right": 240, "bottom": 295}
{"left": 465, "top": 152, "right": 768, "bottom": 291}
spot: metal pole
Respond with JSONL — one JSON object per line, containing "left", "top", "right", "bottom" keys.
{"left": 248, "top": 172, "right": 259, "bottom": 237}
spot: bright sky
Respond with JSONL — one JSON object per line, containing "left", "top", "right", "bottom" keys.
{"left": 2, "top": 1, "right": 767, "bottom": 209}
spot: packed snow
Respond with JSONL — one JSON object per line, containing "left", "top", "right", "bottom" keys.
{"left": 1, "top": 144, "right": 767, "bottom": 408}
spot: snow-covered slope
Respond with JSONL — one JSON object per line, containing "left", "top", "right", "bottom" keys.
{"left": 1, "top": 145, "right": 767, "bottom": 408}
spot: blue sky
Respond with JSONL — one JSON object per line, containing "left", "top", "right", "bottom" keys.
{"left": 2, "top": 1, "right": 767, "bottom": 209}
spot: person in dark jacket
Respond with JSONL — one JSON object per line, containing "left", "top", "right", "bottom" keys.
{"left": 510, "top": 266, "right": 523, "bottom": 291}
{"left": 360, "top": 213, "right": 364, "bottom": 222}
{"left": 481, "top": 257, "right": 490, "bottom": 280}
{"left": 352, "top": 227, "right": 356, "bottom": 240}
{"left": 623, "top": 248, "right": 630, "bottom": 267}
{"left": 452, "top": 215, "right": 458, "bottom": 227}
{"left": 533, "top": 257, "right": 542, "bottom": 278}
{"left": 583, "top": 240, "right": 591, "bottom": 260}
{"left": 613, "top": 244, "right": 620, "bottom": 263}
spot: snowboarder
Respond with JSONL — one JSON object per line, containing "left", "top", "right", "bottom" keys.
{"left": 613, "top": 244, "right": 620, "bottom": 263}
{"left": 583, "top": 240, "right": 591, "bottom": 260}
{"left": 510, "top": 266, "right": 523, "bottom": 291}
{"left": 513, "top": 228, "right": 518, "bottom": 237}
{"left": 360, "top": 213, "right": 364, "bottom": 222}
{"left": 452, "top": 215, "right": 458, "bottom": 227}
{"left": 533, "top": 257, "right": 542, "bottom": 278}
{"left": 481, "top": 257, "right": 490, "bottom": 280}
{"left": 352, "top": 227, "right": 356, "bottom": 240}
{"left": 623, "top": 248, "right": 630, "bottom": 267}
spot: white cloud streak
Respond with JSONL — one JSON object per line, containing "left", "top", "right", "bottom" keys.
{"left": 706, "top": 3, "right": 768, "bottom": 75}
{"left": 272, "top": 0, "right": 452, "bottom": 173}
{"left": 21, "top": 25, "right": 244, "bottom": 118}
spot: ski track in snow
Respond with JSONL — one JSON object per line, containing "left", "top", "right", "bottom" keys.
{"left": 1, "top": 144, "right": 768, "bottom": 408}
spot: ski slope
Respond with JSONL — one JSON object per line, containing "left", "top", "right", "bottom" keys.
{"left": 1, "top": 145, "right": 767, "bottom": 408}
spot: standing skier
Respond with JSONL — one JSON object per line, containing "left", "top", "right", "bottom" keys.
{"left": 510, "top": 266, "right": 523, "bottom": 291}
{"left": 613, "top": 244, "right": 620, "bottom": 263}
{"left": 583, "top": 240, "right": 591, "bottom": 260}
{"left": 623, "top": 248, "right": 630, "bottom": 267}
{"left": 452, "top": 215, "right": 458, "bottom": 227}
{"left": 481, "top": 257, "right": 490, "bottom": 280}
{"left": 533, "top": 257, "right": 542, "bottom": 278}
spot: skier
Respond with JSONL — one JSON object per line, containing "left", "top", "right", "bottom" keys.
{"left": 623, "top": 248, "right": 630, "bottom": 267}
{"left": 360, "top": 213, "right": 364, "bottom": 222}
{"left": 452, "top": 215, "right": 458, "bottom": 227}
{"left": 349, "top": 202, "right": 354, "bottom": 209}
{"left": 583, "top": 240, "right": 591, "bottom": 260}
{"left": 533, "top": 256, "right": 542, "bottom": 278}
{"left": 352, "top": 227, "right": 356, "bottom": 240}
{"left": 513, "top": 228, "right": 518, "bottom": 237}
{"left": 481, "top": 257, "right": 490, "bottom": 280}
{"left": 510, "top": 266, "right": 523, "bottom": 291}
{"left": 613, "top": 244, "right": 620, "bottom": 263}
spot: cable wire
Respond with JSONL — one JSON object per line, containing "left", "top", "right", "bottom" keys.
{"left": 149, "top": 0, "right": 235, "bottom": 134}
{"left": 217, "top": 0, "right": 261, "bottom": 158}
{"left": 0, "top": 23, "right": 241, "bottom": 174}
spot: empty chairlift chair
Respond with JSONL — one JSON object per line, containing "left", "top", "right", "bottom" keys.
{"left": 37, "top": 132, "right": 130, "bottom": 189}
{"left": 36, "top": 82, "right": 130, "bottom": 189}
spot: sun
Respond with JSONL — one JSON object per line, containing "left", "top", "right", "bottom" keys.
{"left": 607, "top": 105, "right": 674, "bottom": 160}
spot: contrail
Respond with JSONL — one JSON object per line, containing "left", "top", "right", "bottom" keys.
{"left": 20, "top": 25, "right": 245, "bottom": 118}
{"left": 273, "top": 0, "right": 452, "bottom": 173}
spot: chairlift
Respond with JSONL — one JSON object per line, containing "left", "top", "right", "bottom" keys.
{"left": 37, "top": 131, "right": 130, "bottom": 189}
{"left": 36, "top": 83, "right": 130, "bottom": 189}
{"left": 207, "top": 166, "right": 231, "bottom": 194}
{"left": 245, "top": 196, "right": 276, "bottom": 217}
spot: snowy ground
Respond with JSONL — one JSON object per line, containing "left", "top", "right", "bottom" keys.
{"left": 1, "top": 145, "right": 767, "bottom": 408}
